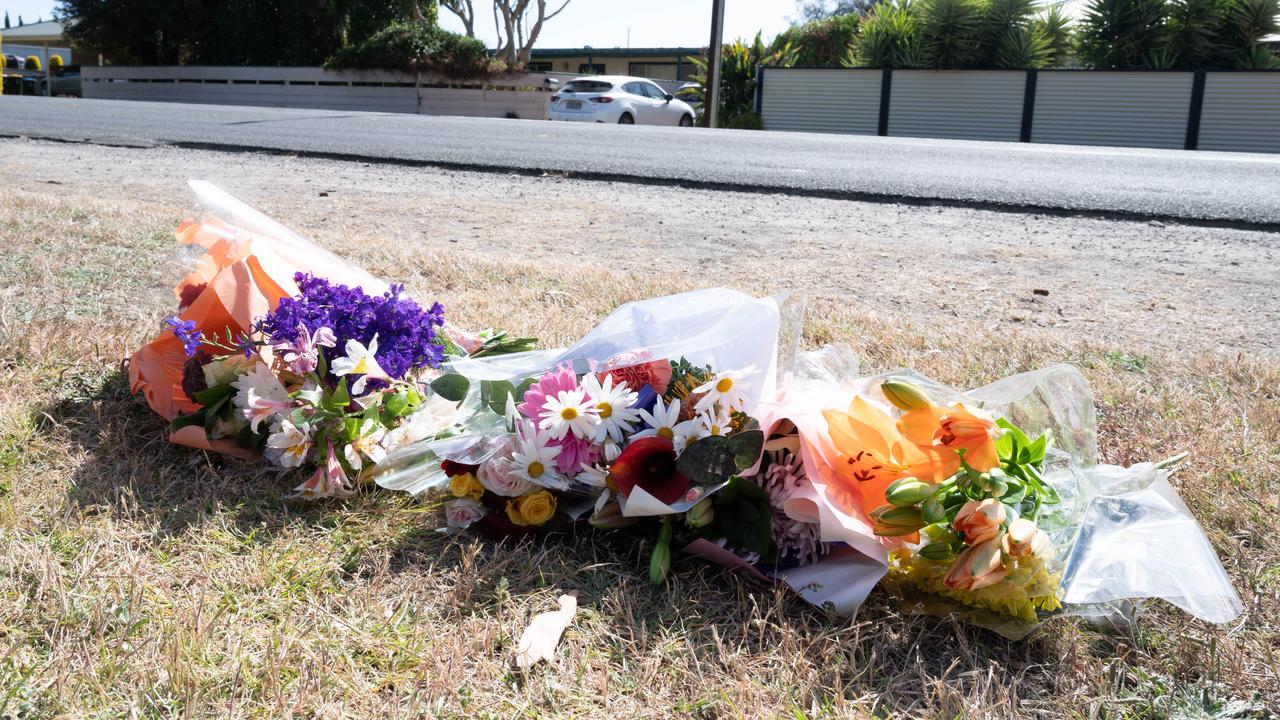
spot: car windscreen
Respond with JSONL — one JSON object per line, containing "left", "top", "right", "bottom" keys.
{"left": 562, "top": 81, "right": 613, "bottom": 94}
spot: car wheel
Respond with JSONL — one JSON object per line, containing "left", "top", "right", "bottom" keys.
{"left": 618, "top": 113, "right": 634, "bottom": 125}
{"left": 679, "top": 114, "right": 693, "bottom": 127}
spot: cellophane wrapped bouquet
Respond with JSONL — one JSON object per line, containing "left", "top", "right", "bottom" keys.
{"left": 131, "top": 181, "right": 1242, "bottom": 638}
{"left": 129, "top": 181, "right": 533, "bottom": 497}
{"left": 812, "top": 364, "right": 1242, "bottom": 637}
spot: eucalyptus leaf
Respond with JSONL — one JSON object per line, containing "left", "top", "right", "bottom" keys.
{"left": 430, "top": 374, "right": 470, "bottom": 403}
{"left": 727, "top": 430, "right": 765, "bottom": 471}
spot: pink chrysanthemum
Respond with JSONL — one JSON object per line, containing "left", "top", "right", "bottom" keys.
{"left": 517, "top": 363, "right": 578, "bottom": 421}
{"left": 549, "top": 434, "right": 600, "bottom": 477}
{"left": 757, "top": 449, "right": 827, "bottom": 567}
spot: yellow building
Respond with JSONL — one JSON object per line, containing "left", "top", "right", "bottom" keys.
{"left": 528, "top": 47, "right": 703, "bottom": 82}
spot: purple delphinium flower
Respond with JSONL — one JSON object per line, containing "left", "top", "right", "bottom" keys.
{"left": 165, "top": 316, "right": 204, "bottom": 357}
{"left": 258, "top": 274, "right": 445, "bottom": 379}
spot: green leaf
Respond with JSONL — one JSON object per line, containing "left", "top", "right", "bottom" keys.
{"left": 329, "top": 377, "right": 350, "bottom": 411}
{"left": 676, "top": 436, "right": 738, "bottom": 486}
{"left": 193, "top": 383, "right": 234, "bottom": 407}
{"left": 726, "top": 429, "right": 764, "bottom": 471}
{"left": 430, "top": 374, "right": 470, "bottom": 403}
{"left": 170, "top": 409, "right": 207, "bottom": 431}
{"left": 383, "top": 390, "right": 411, "bottom": 418}
{"left": 479, "top": 378, "right": 536, "bottom": 416}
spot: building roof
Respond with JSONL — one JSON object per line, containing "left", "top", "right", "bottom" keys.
{"left": 530, "top": 46, "right": 702, "bottom": 59}
{"left": 1, "top": 20, "right": 68, "bottom": 44}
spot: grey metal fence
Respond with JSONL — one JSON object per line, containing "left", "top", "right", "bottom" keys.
{"left": 758, "top": 66, "right": 1280, "bottom": 153}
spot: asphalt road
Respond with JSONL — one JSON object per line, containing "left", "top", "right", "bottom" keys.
{"left": 4, "top": 96, "right": 1280, "bottom": 226}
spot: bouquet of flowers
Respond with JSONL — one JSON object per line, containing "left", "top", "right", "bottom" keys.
{"left": 815, "top": 364, "right": 1242, "bottom": 637}
{"left": 130, "top": 181, "right": 532, "bottom": 496}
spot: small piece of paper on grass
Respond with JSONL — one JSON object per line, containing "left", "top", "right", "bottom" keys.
{"left": 513, "top": 591, "right": 578, "bottom": 669}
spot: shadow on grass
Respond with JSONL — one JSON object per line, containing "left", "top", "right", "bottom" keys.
{"left": 39, "top": 367, "right": 337, "bottom": 540}
{"left": 41, "top": 368, "right": 1075, "bottom": 714}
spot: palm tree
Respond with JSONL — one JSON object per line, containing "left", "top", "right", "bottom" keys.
{"left": 919, "top": 0, "right": 982, "bottom": 68}
{"left": 1032, "top": 3, "right": 1075, "bottom": 66}
{"left": 1077, "top": 0, "right": 1172, "bottom": 68}
{"left": 854, "top": 0, "right": 924, "bottom": 67}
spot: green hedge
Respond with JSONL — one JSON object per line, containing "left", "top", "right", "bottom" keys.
{"left": 326, "top": 21, "right": 495, "bottom": 79}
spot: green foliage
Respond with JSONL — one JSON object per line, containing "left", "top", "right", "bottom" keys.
{"left": 49, "top": 54, "right": 65, "bottom": 70}
{"left": 25, "top": 55, "right": 41, "bottom": 71}
{"left": 855, "top": 0, "right": 924, "bottom": 67}
{"left": 773, "top": 12, "right": 861, "bottom": 66}
{"left": 919, "top": 0, "right": 982, "bottom": 68}
{"left": 1032, "top": 4, "right": 1076, "bottom": 66}
{"left": 325, "top": 21, "right": 494, "bottom": 78}
{"left": 995, "top": 24, "right": 1053, "bottom": 67}
{"left": 1078, "top": 0, "right": 1172, "bottom": 68}
{"left": 973, "top": 0, "right": 1041, "bottom": 66}
{"left": 691, "top": 32, "right": 792, "bottom": 128}
{"left": 711, "top": 476, "right": 775, "bottom": 556}
{"left": 56, "top": 0, "right": 425, "bottom": 66}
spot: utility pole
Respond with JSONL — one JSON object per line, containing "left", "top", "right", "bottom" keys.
{"left": 703, "top": 0, "right": 725, "bottom": 128}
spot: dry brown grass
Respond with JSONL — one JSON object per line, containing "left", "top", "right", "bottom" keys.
{"left": 1, "top": 190, "right": 1277, "bottom": 719}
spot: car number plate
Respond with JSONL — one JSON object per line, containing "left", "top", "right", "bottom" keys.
{"left": 567, "top": 100, "right": 582, "bottom": 109}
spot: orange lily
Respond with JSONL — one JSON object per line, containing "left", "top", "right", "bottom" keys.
{"left": 822, "top": 396, "right": 950, "bottom": 515}
{"left": 896, "top": 403, "right": 1001, "bottom": 478}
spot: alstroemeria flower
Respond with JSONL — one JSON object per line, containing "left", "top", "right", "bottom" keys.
{"left": 1001, "top": 518, "right": 1053, "bottom": 559}
{"left": 344, "top": 419, "right": 388, "bottom": 470}
{"left": 266, "top": 418, "right": 312, "bottom": 468}
{"left": 274, "top": 322, "right": 336, "bottom": 375}
{"left": 232, "top": 361, "right": 292, "bottom": 432}
{"left": 897, "top": 403, "right": 1001, "bottom": 474}
{"left": 290, "top": 439, "right": 354, "bottom": 499}
{"left": 608, "top": 436, "right": 690, "bottom": 505}
{"left": 943, "top": 538, "right": 1007, "bottom": 591}
{"left": 330, "top": 334, "right": 392, "bottom": 394}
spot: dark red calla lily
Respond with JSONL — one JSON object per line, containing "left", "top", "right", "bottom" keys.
{"left": 609, "top": 436, "right": 690, "bottom": 506}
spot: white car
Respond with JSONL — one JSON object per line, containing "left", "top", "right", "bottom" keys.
{"left": 549, "top": 76, "right": 696, "bottom": 127}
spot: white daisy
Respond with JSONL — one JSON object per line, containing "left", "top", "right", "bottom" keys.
{"left": 581, "top": 373, "right": 640, "bottom": 443}
{"left": 343, "top": 419, "right": 388, "bottom": 470}
{"left": 538, "top": 387, "right": 601, "bottom": 441}
{"left": 693, "top": 409, "right": 733, "bottom": 440}
{"left": 330, "top": 334, "right": 392, "bottom": 395}
{"left": 266, "top": 418, "right": 312, "bottom": 468}
{"left": 511, "top": 422, "right": 565, "bottom": 486}
{"left": 634, "top": 396, "right": 699, "bottom": 454}
{"left": 693, "top": 366, "right": 757, "bottom": 415}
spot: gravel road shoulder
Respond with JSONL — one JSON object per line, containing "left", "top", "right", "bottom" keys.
{"left": 3, "top": 137, "right": 1276, "bottom": 356}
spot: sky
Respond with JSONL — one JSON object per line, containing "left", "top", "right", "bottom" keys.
{"left": 438, "top": 1, "right": 798, "bottom": 49}
{"left": 1, "top": 1, "right": 800, "bottom": 47}
{"left": 2, "top": 0, "right": 54, "bottom": 27}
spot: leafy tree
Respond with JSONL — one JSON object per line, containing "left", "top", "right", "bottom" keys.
{"left": 442, "top": 0, "right": 572, "bottom": 66}
{"left": 3, "top": 11, "right": 9, "bottom": 29}
{"left": 793, "top": 0, "right": 877, "bottom": 21}
{"left": 973, "top": 0, "right": 1042, "bottom": 66}
{"left": 771, "top": 12, "right": 860, "bottom": 66}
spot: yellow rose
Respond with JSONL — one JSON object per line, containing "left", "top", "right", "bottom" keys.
{"left": 450, "top": 472, "right": 484, "bottom": 500}
{"left": 506, "top": 490, "right": 557, "bottom": 527}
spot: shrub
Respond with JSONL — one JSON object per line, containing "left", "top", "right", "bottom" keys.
{"left": 25, "top": 55, "right": 42, "bottom": 71}
{"left": 722, "top": 112, "right": 764, "bottom": 130}
{"left": 49, "top": 54, "right": 64, "bottom": 70}
{"left": 856, "top": 0, "right": 924, "bottom": 67}
{"left": 326, "top": 21, "right": 496, "bottom": 79}
{"left": 772, "top": 13, "right": 861, "bottom": 66}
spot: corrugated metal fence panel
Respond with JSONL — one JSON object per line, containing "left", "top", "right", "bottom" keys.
{"left": 1032, "top": 72, "right": 1193, "bottom": 149}
{"left": 888, "top": 71, "right": 1025, "bottom": 142}
{"left": 761, "top": 68, "right": 880, "bottom": 135}
{"left": 1198, "top": 73, "right": 1280, "bottom": 153}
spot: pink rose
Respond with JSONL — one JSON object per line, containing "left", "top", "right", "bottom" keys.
{"left": 445, "top": 498, "right": 486, "bottom": 529}
{"left": 479, "top": 453, "right": 534, "bottom": 497}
